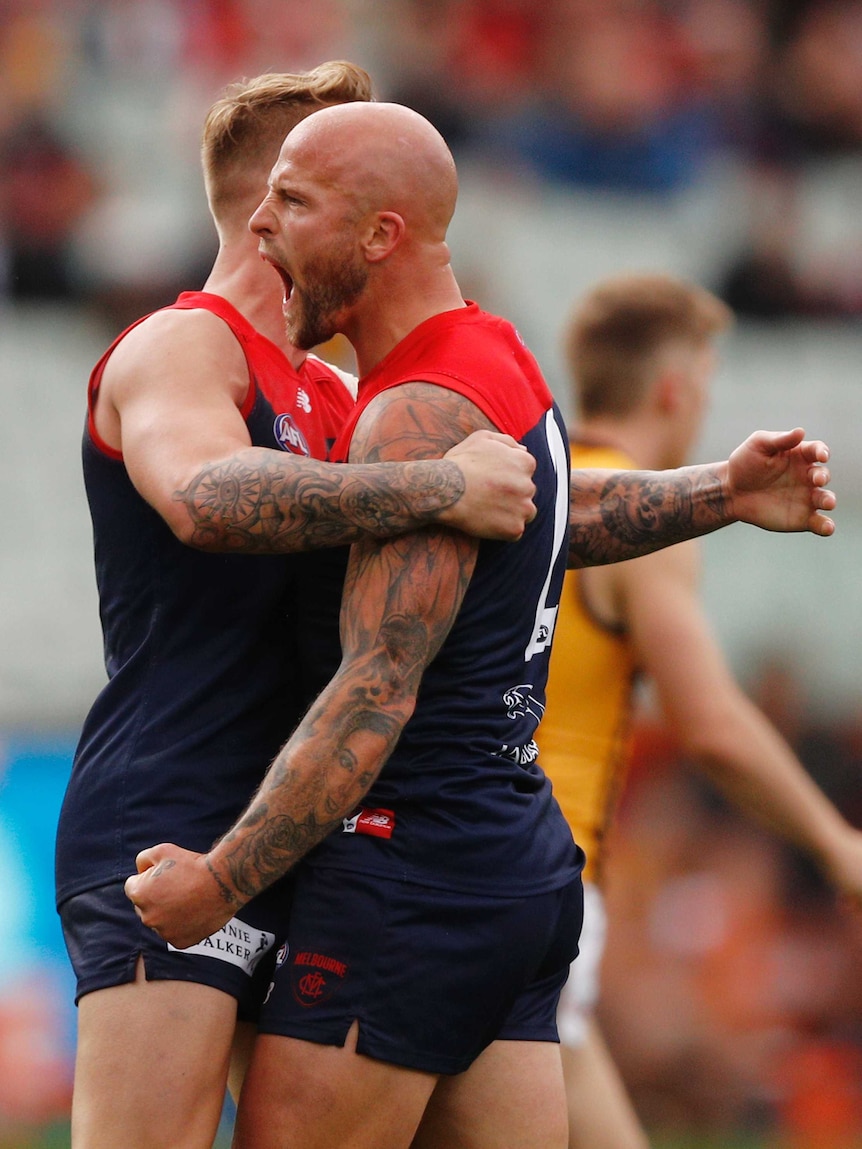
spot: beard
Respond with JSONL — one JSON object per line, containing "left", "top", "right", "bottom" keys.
{"left": 286, "top": 246, "right": 368, "bottom": 351}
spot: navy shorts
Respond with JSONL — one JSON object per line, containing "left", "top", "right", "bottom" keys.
{"left": 258, "top": 863, "right": 584, "bottom": 1074}
{"left": 59, "top": 877, "right": 293, "bottom": 1023}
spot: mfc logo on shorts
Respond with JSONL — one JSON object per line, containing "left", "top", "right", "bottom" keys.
{"left": 168, "top": 917, "right": 275, "bottom": 975}
{"left": 291, "top": 950, "right": 349, "bottom": 1007}
{"left": 273, "top": 412, "right": 310, "bottom": 456}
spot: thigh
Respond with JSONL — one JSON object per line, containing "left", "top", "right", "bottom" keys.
{"left": 62, "top": 880, "right": 290, "bottom": 1149}
{"left": 412, "top": 1039, "right": 568, "bottom": 1149}
{"left": 228, "top": 1020, "right": 259, "bottom": 1104}
{"left": 60, "top": 879, "right": 289, "bottom": 1022}
{"left": 234, "top": 1022, "right": 438, "bottom": 1149}
{"left": 73, "top": 957, "right": 237, "bottom": 1149}
{"left": 562, "top": 1021, "right": 650, "bottom": 1149}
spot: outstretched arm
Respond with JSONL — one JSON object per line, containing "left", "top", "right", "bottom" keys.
{"left": 101, "top": 308, "right": 535, "bottom": 550}
{"left": 569, "top": 428, "right": 835, "bottom": 568}
{"left": 124, "top": 383, "right": 486, "bottom": 947}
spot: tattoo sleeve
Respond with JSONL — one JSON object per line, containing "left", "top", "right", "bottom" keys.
{"left": 207, "top": 384, "right": 486, "bottom": 900}
{"left": 174, "top": 448, "right": 465, "bottom": 553}
{"left": 568, "top": 464, "right": 730, "bottom": 568}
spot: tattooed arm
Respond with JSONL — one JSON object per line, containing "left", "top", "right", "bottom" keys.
{"left": 94, "top": 307, "right": 535, "bottom": 549}
{"left": 568, "top": 428, "right": 836, "bottom": 569}
{"left": 170, "top": 430, "right": 535, "bottom": 550}
{"left": 125, "top": 383, "right": 485, "bottom": 947}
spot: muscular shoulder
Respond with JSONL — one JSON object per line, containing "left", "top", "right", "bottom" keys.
{"left": 108, "top": 306, "right": 243, "bottom": 370}
{"left": 102, "top": 305, "right": 248, "bottom": 407}
{"left": 350, "top": 381, "right": 496, "bottom": 464}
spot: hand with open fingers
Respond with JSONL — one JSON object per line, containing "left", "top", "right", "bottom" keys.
{"left": 726, "top": 428, "right": 836, "bottom": 535}
{"left": 442, "top": 429, "right": 537, "bottom": 541}
{"left": 124, "top": 842, "right": 239, "bottom": 950}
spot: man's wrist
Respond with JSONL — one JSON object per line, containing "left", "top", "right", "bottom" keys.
{"left": 420, "top": 459, "right": 464, "bottom": 526}
{"left": 712, "top": 460, "right": 735, "bottom": 526}
{"left": 681, "top": 459, "right": 735, "bottom": 529}
{"left": 205, "top": 853, "right": 241, "bottom": 908}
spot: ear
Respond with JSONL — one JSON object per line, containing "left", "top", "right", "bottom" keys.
{"left": 654, "top": 370, "right": 683, "bottom": 414}
{"left": 362, "top": 211, "right": 405, "bottom": 263}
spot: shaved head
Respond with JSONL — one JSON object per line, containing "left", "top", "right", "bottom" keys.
{"left": 280, "top": 101, "right": 458, "bottom": 240}
{"left": 251, "top": 101, "right": 465, "bottom": 368}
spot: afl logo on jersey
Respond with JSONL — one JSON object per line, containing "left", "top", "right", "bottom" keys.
{"left": 274, "top": 412, "right": 310, "bottom": 456}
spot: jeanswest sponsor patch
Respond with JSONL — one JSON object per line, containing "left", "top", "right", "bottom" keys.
{"left": 168, "top": 917, "right": 275, "bottom": 974}
{"left": 342, "top": 807, "right": 395, "bottom": 839}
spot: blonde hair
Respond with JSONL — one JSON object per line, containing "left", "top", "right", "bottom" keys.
{"left": 202, "top": 60, "right": 373, "bottom": 217}
{"left": 565, "top": 273, "right": 732, "bottom": 418}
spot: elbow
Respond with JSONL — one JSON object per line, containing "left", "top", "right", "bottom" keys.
{"left": 380, "top": 662, "right": 420, "bottom": 727}
{"left": 328, "top": 655, "right": 419, "bottom": 768}
{"left": 673, "top": 699, "right": 731, "bottom": 761}
{"left": 165, "top": 510, "right": 224, "bottom": 551}
{"left": 163, "top": 455, "right": 255, "bottom": 552}
{"left": 351, "top": 649, "right": 422, "bottom": 734}
{"left": 163, "top": 474, "right": 241, "bottom": 551}
{"left": 676, "top": 722, "right": 713, "bottom": 761}
{"left": 676, "top": 718, "right": 739, "bottom": 776}
{"left": 168, "top": 516, "right": 199, "bottom": 549}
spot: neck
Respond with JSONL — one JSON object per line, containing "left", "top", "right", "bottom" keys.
{"left": 203, "top": 236, "right": 305, "bottom": 370}
{"left": 573, "top": 417, "right": 668, "bottom": 470}
{"left": 348, "top": 263, "right": 465, "bottom": 377}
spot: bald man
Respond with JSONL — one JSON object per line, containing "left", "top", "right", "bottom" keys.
{"left": 126, "top": 102, "right": 836, "bottom": 1149}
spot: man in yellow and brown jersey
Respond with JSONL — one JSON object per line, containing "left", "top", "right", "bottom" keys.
{"left": 537, "top": 273, "right": 862, "bottom": 1149}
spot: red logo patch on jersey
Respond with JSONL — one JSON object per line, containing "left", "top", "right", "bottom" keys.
{"left": 291, "top": 950, "right": 348, "bottom": 1007}
{"left": 342, "top": 807, "right": 396, "bottom": 839}
{"left": 273, "top": 412, "right": 310, "bottom": 456}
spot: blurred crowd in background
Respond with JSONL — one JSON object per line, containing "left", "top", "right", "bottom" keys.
{"left": 1, "top": 2, "right": 861, "bottom": 1147}
{"left": 602, "top": 660, "right": 862, "bottom": 1149}
{"left": 2, "top": 0, "right": 862, "bottom": 322}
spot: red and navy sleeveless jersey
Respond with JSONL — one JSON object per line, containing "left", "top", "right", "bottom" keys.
{"left": 55, "top": 292, "right": 353, "bottom": 907}
{"left": 317, "top": 303, "right": 582, "bottom": 896}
